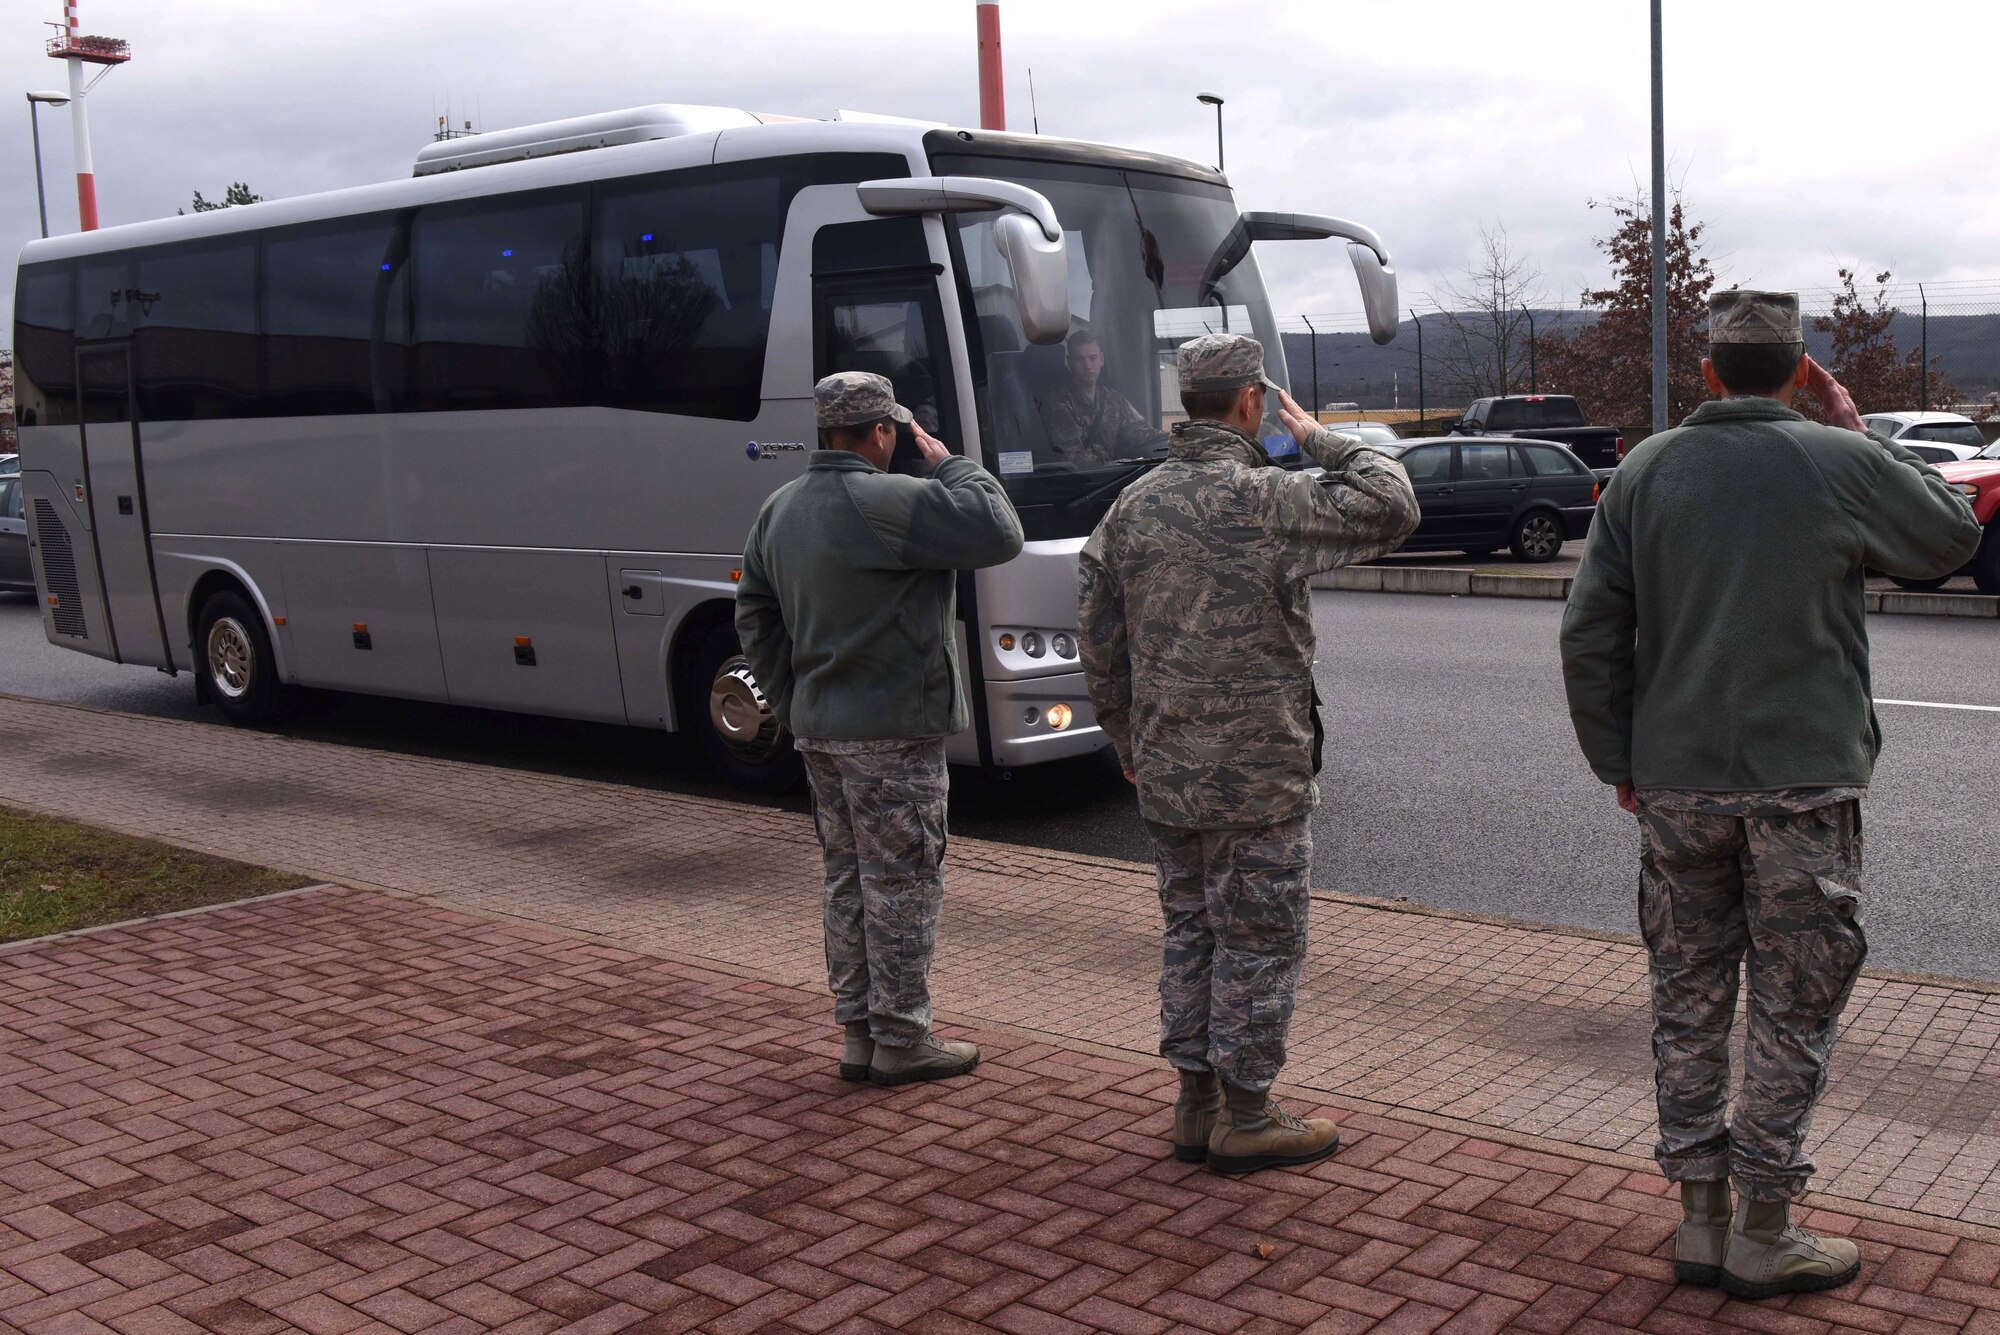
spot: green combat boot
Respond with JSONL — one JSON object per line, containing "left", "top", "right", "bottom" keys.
{"left": 1720, "top": 1198, "right": 1861, "bottom": 1299}
{"left": 1207, "top": 1081, "right": 1341, "bottom": 1175}
{"left": 1171, "top": 1070, "right": 1223, "bottom": 1163}
{"left": 868, "top": 1032, "right": 980, "bottom": 1087}
{"left": 839, "top": 1022, "right": 873, "bottom": 1082}
{"left": 1674, "top": 1181, "right": 1732, "bottom": 1286}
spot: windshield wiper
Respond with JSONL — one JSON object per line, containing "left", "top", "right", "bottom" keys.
{"left": 1056, "top": 459, "right": 1162, "bottom": 512}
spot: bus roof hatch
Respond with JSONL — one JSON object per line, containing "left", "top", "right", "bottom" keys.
{"left": 411, "top": 104, "right": 803, "bottom": 176}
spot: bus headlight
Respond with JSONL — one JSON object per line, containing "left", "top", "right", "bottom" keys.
{"left": 1046, "top": 703, "right": 1073, "bottom": 730}
{"left": 1051, "top": 633, "right": 1075, "bottom": 659}
{"left": 1022, "top": 632, "right": 1045, "bottom": 658}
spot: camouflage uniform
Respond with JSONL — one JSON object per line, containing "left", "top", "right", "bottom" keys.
{"left": 1078, "top": 334, "right": 1420, "bottom": 1092}
{"left": 739, "top": 371, "right": 1023, "bottom": 1055}
{"left": 1637, "top": 787, "right": 1868, "bottom": 1201}
{"left": 802, "top": 737, "right": 950, "bottom": 1048}
{"left": 1044, "top": 383, "right": 1162, "bottom": 466}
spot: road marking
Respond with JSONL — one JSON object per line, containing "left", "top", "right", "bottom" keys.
{"left": 1877, "top": 698, "right": 2000, "bottom": 714}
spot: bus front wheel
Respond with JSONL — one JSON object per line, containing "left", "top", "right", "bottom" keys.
{"left": 691, "top": 623, "right": 803, "bottom": 793}
{"left": 196, "top": 589, "right": 285, "bottom": 727}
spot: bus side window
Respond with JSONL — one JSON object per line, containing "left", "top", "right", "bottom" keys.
{"left": 411, "top": 188, "right": 588, "bottom": 413}
{"left": 129, "top": 239, "right": 260, "bottom": 422}
{"left": 264, "top": 214, "right": 411, "bottom": 417}
{"left": 590, "top": 165, "right": 788, "bottom": 422}
{"left": 817, "top": 281, "right": 954, "bottom": 462}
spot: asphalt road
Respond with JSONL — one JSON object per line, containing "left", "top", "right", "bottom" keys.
{"left": 2, "top": 587, "right": 1995, "bottom": 979}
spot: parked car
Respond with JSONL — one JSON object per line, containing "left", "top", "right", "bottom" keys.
{"left": 1370, "top": 436, "right": 1597, "bottom": 562}
{"left": 1908, "top": 444, "right": 2000, "bottom": 594}
{"left": 0, "top": 453, "right": 19, "bottom": 476}
{"left": 1330, "top": 420, "right": 1400, "bottom": 447}
{"left": 1454, "top": 395, "right": 1624, "bottom": 473}
{"left": 1861, "top": 411, "right": 1987, "bottom": 465}
{"left": 0, "top": 476, "right": 33, "bottom": 594}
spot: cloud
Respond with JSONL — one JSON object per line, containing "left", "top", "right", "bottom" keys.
{"left": 7, "top": 0, "right": 1997, "bottom": 336}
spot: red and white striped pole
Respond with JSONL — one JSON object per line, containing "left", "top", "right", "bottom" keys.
{"left": 64, "top": 0, "right": 99, "bottom": 230}
{"left": 976, "top": 2, "right": 1005, "bottom": 132}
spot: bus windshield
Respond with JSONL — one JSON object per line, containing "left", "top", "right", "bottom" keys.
{"left": 932, "top": 153, "right": 1289, "bottom": 540}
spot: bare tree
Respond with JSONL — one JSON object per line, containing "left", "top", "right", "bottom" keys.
{"left": 1430, "top": 225, "right": 1544, "bottom": 402}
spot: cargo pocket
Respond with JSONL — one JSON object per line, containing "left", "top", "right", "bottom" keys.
{"left": 1798, "top": 804, "right": 1867, "bottom": 1017}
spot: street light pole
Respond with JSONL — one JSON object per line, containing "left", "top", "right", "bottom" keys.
{"left": 1649, "top": 0, "right": 1668, "bottom": 433}
{"left": 1301, "top": 316, "right": 1319, "bottom": 418}
{"left": 1196, "top": 92, "right": 1224, "bottom": 172}
{"left": 1412, "top": 309, "right": 1425, "bottom": 432}
{"left": 26, "top": 91, "right": 71, "bottom": 239}
{"left": 1523, "top": 306, "right": 1537, "bottom": 394}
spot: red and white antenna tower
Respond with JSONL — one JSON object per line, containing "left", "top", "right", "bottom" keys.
{"left": 45, "top": 0, "right": 131, "bottom": 231}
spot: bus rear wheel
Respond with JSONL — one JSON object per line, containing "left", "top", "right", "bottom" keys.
{"left": 196, "top": 589, "right": 285, "bottom": 727}
{"left": 691, "top": 622, "right": 803, "bottom": 793}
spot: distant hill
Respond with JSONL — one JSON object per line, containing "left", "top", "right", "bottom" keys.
{"left": 1275, "top": 308, "right": 2000, "bottom": 412}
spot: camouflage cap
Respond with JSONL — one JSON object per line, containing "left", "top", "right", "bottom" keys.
{"left": 1177, "top": 333, "right": 1271, "bottom": 394}
{"left": 815, "top": 371, "right": 914, "bottom": 430}
{"left": 1709, "top": 289, "right": 1802, "bottom": 346}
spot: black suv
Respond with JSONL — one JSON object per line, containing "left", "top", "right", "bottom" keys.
{"left": 1378, "top": 437, "right": 1598, "bottom": 562}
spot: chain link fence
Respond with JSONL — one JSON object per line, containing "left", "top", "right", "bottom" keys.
{"left": 1275, "top": 282, "right": 2000, "bottom": 439}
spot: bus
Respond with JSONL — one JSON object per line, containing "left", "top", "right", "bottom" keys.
{"left": 10, "top": 103, "right": 1399, "bottom": 790}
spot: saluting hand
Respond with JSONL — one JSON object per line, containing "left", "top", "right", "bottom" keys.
{"left": 911, "top": 422, "right": 951, "bottom": 468}
{"left": 1275, "top": 388, "right": 1319, "bottom": 447}
{"left": 1803, "top": 357, "right": 1866, "bottom": 434}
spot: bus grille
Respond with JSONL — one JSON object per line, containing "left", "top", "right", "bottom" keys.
{"left": 31, "top": 499, "right": 88, "bottom": 639}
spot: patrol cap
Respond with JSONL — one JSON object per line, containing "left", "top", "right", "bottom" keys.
{"left": 1709, "top": 289, "right": 1803, "bottom": 346}
{"left": 815, "top": 371, "right": 914, "bottom": 430}
{"left": 1177, "top": 332, "right": 1272, "bottom": 394}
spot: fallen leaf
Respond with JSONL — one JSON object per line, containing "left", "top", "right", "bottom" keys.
{"left": 1255, "top": 1242, "right": 1275, "bottom": 1259}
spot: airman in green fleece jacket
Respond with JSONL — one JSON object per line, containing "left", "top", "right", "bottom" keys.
{"left": 737, "top": 372, "right": 1022, "bottom": 1092}
{"left": 1560, "top": 290, "right": 1981, "bottom": 1300}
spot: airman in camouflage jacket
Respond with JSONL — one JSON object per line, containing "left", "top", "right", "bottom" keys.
{"left": 1078, "top": 418, "right": 1419, "bottom": 829}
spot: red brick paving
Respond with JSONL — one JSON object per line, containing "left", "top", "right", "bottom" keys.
{"left": 1, "top": 890, "right": 1994, "bottom": 1334}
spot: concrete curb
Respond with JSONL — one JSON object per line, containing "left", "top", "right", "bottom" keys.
{"left": 1315, "top": 566, "right": 1998, "bottom": 617}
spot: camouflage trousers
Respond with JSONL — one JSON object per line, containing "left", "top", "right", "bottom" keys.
{"left": 1637, "top": 798, "right": 1868, "bottom": 1201}
{"left": 1146, "top": 814, "right": 1312, "bottom": 1093}
{"left": 800, "top": 737, "right": 949, "bottom": 1049}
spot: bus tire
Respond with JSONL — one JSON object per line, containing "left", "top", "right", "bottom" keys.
{"left": 1971, "top": 524, "right": 2000, "bottom": 596}
{"left": 1887, "top": 574, "right": 1950, "bottom": 592}
{"left": 195, "top": 589, "right": 285, "bottom": 727}
{"left": 691, "top": 622, "right": 803, "bottom": 793}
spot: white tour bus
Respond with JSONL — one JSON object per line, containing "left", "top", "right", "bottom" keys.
{"left": 10, "top": 104, "right": 1398, "bottom": 789}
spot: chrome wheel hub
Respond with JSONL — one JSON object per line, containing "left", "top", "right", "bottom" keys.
{"left": 709, "top": 657, "right": 784, "bottom": 762}
{"left": 207, "top": 617, "right": 255, "bottom": 700}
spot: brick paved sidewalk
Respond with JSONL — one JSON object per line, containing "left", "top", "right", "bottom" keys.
{"left": 7, "top": 889, "right": 2000, "bottom": 1335}
{"left": 2, "top": 694, "right": 1999, "bottom": 1232}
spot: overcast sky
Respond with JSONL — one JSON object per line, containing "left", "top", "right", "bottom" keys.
{"left": 6, "top": 0, "right": 2000, "bottom": 336}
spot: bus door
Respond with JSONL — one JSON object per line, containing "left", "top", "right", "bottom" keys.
{"left": 810, "top": 218, "right": 959, "bottom": 464}
{"left": 76, "top": 346, "right": 174, "bottom": 669}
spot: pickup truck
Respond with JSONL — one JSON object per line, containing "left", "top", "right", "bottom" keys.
{"left": 1455, "top": 395, "right": 1623, "bottom": 473}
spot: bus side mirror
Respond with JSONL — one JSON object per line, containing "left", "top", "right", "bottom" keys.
{"left": 991, "top": 212, "right": 1069, "bottom": 345}
{"left": 1241, "top": 211, "right": 1400, "bottom": 347}
{"left": 858, "top": 175, "right": 1072, "bottom": 346}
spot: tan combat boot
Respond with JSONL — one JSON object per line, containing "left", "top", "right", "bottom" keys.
{"left": 868, "top": 1032, "right": 980, "bottom": 1087}
{"left": 1720, "top": 1198, "right": 1861, "bottom": 1299}
{"left": 1674, "top": 1181, "right": 1731, "bottom": 1287}
{"left": 1171, "top": 1070, "right": 1223, "bottom": 1163}
{"left": 1207, "top": 1081, "right": 1341, "bottom": 1175}
{"left": 839, "top": 1021, "right": 873, "bottom": 1082}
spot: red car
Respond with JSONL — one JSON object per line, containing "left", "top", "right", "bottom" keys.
{"left": 1924, "top": 441, "right": 2000, "bottom": 594}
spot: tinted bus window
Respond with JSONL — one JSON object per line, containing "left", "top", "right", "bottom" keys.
{"left": 412, "top": 188, "right": 587, "bottom": 411}
{"left": 265, "top": 214, "right": 412, "bottom": 415}
{"left": 133, "top": 240, "right": 259, "bottom": 420}
{"left": 76, "top": 254, "right": 134, "bottom": 339}
{"left": 591, "top": 167, "right": 789, "bottom": 420}
{"left": 13, "top": 262, "right": 76, "bottom": 427}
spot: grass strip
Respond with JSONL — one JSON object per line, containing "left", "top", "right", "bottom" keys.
{"left": 0, "top": 806, "right": 309, "bottom": 942}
